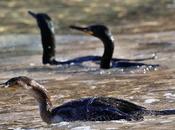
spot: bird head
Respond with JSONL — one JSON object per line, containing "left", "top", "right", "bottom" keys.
{"left": 70, "top": 24, "right": 113, "bottom": 41}
{"left": 0, "top": 76, "right": 52, "bottom": 108}
{"left": 28, "top": 11, "right": 54, "bottom": 33}
{"left": 0, "top": 77, "right": 23, "bottom": 88}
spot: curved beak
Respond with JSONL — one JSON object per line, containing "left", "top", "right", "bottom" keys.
{"left": 28, "top": 11, "right": 37, "bottom": 18}
{"left": 69, "top": 25, "right": 94, "bottom": 35}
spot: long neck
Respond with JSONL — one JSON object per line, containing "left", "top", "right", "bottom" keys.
{"left": 40, "top": 26, "right": 56, "bottom": 64}
{"left": 39, "top": 100, "right": 52, "bottom": 124}
{"left": 100, "top": 36, "right": 114, "bottom": 69}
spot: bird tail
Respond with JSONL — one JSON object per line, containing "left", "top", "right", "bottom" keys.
{"left": 145, "top": 109, "right": 175, "bottom": 116}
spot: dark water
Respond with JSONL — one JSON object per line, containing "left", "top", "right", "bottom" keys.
{"left": 0, "top": 32, "right": 175, "bottom": 130}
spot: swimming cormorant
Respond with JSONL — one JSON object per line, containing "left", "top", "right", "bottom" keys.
{"left": 70, "top": 24, "right": 158, "bottom": 69}
{"left": 71, "top": 25, "right": 114, "bottom": 69}
{"left": 28, "top": 11, "right": 157, "bottom": 69}
{"left": 1, "top": 76, "right": 174, "bottom": 124}
{"left": 28, "top": 11, "right": 58, "bottom": 65}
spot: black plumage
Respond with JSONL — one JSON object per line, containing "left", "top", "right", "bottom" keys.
{"left": 1, "top": 76, "right": 175, "bottom": 124}
{"left": 51, "top": 97, "right": 146, "bottom": 121}
{"left": 29, "top": 11, "right": 158, "bottom": 69}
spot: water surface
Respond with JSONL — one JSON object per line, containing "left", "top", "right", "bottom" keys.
{"left": 0, "top": 32, "right": 175, "bottom": 129}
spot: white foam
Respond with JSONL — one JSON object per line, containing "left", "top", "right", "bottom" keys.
{"left": 164, "top": 92, "right": 175, "bottom": 99}
{"left": 71, "top": 126, "right": 91, "bottom": 130}
{"left": 144, "top": 99, "right": 159, "bottom": 104}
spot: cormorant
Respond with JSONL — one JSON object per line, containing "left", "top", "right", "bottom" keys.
{"left": 70, "top": 24, "right": 158, "bottom": 69}
{"left": 28, "top": 11, "right": 58, "bottom": 65}
{"left": 1, "top": 76, "right": 174, "bottom": 124}
{"left": 28, "top": 11, "right": 157, "bottom": 69}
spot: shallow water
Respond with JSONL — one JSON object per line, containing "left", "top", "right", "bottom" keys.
{"left": 0, "top": 32, "right": 175, "bottom": 129}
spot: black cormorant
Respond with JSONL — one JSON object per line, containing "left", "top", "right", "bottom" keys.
{"left": 1, "top": 76, "right": 174, "bottom": 124}
{"left": 28, "top": 11, "right": 58, "bottom": 65}
{"left": 70, "top": 24, "right": 158, "bottom": 69}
